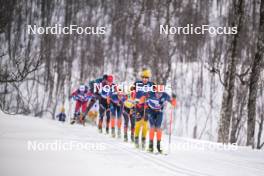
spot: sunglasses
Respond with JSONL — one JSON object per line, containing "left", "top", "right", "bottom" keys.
{"left": 142, "top": 77, "right": 149, "bottom": 79}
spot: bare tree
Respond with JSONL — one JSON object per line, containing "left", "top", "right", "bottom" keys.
{"left": 247, "top": 0, "right": 264, "bottom": 147}
{"left": 0, "top": 54, "right": 41, "bottom": 84}
{"left": 218, "top": 0, "right": 245, "bottom": 143}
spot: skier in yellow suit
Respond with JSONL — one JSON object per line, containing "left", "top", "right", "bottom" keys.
{"left": 133, "top": 68, "right": 154, "bottom": 149}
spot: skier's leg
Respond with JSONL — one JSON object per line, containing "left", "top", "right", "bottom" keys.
{"left": 98, "top": 101, "right": 106, "bottom": 132}
{"left": 83, "top": 97, "right": 96, "bottom": 117}
{"left": 148, "top": 109, "right": 155, "bottom": 152}
{"left": 135, "top": 106, "right": 145, "bottom": 147}
{"left": 123, "top": 108, "right": 129, "bottom": 141}
{"left": 130, "top": 109, "right": 135, "bottom": 142}
{"left": 156, "top": 112, "right": 163, "bottom": 153}
{"left": 134, "top": 118, "right": 142, "bottom": 148}
{"left": 110, "top": 104, "right": 116, "bottom": 137}
{"left": 74, "top": 101, "right": 81, "bottom": 118}
{"left": 117, "top": 106, "right": 122, "bottom": 138}
{"left": 106, "top": 107, "right": 110, "bottom": 134}
{"left": 102, "top": 98, "right": 110, "bottom": 133}
{"left": 71, "top": 101, "right": 81, "bottom": 124}
{"left": 148, "top": 131, "right": 154, "bottom": 152}
{"left": 80, "top": 101, "right": 88, "bottom": 124}
{"left": 141, "top": 109, "right": 149, "bottom": 149}
{"left": 84, "top": 95, "right": 100, "bottom": 116}
{"left": 141, "top": 120, "right": 148, "bottom": 149}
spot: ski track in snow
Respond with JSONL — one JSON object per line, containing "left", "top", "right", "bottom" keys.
{"left": 52, "top": 120, "right": 264, "bottom": 176}
{"left": 72, "top": 128, "right": 213, "bottom": 176}
{"left": 0, "top": 115, "right": 264, "bottom": 176}
{"left": 171, "top": 138, "right": 264, "bottom": 173}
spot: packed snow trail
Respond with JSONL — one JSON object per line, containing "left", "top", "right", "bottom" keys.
{"left": 0, "top": 114, "right": 264, "bottom": 176}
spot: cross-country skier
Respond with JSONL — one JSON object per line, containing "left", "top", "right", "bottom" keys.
{"left": 109, "top": 89, "right": 126, "bottom": 138}
{"left": 87, "top": 103, "right": 99, "bottom": 124}
{"left": 97, "top": 75, "right": 115, "bottom": 134}
{"left": 123, "top": 90, "right": 136, "bottom": 142}
{"left": 56, "top": 106, "right": 66, "bottom": 122}
{"left": 84, "top": 74, "right": 108, "bottom": 115}
{"left": 134, "top": 68, "right": 154, "bottom": 149}
{"left": 70, "top": 84, "right": 92, "bottom": 124}
{"left": 145, "top": 85, "right": 177, "bottom": 153}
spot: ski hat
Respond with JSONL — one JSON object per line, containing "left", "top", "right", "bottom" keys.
{"left": 79, "top": 84, "right": 86, "bottom": 92}
{"left": 60, "top": 107, "right": 65, "bottom": 112}
{"left": 103, "top": 74, "right": 108, "bottom": 80}
{"left": 107, "top": 75, "right": 113, "bottom": 83}
{"left": 140, "top": 68, "right": 151, "bottom": 78}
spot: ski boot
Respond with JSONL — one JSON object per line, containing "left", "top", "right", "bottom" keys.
{"left": 98, "top": 126, "right": 103, "bottom": 133}
{"left": 131, "top": 133, "right": 135, "bottom": 142}
{"left": 117, "top": 128, "right": 121, "bottom": 138}
{"left": 106, "top": 127, "right": 109, "bottom": 134}
{"left": 98, "top": 119, "right": 103, "bottom": 132}
{"left": 70, "top": 117, "right": 76, "bottom": 125}
{"left": 71, "top": 112, "right": 79, "bottom": 124}
{"left": 141, "top": 137, "right": 146, "bottom": 150}
{"left": 148, "top": 140, "right": 154, "bottom": 153}
{"left": 79, "top": 113, "right": 85, "bottom": 125}
{"left": 124, "top": 132, "right": 128, "bottom": 142}
{"left": 111, "top": 128, "right": 116, "bottom": 138}
{"left": 157, "top": 140, "right": 163, "bottom": 153}
{"left": 135, "top": 137, "right": 139, "bottom": 148}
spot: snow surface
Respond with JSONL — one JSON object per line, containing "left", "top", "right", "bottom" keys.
{"left": 0, "top": 112, "right": 263, "bottom": 176}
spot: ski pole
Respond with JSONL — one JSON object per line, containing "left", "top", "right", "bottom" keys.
{"left": 168, "top": 106, "right": 174, "bottom": 154}
{"left": 68, "top": 97, "right": 72, "bottom": 123}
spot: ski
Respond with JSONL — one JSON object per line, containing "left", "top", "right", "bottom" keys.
{"left": 154, "top": 151, "right": 168, "bottom": 156}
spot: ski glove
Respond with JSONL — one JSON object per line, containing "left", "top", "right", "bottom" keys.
{"left": 171, "top": 98, "right": 177, "bottom": 107}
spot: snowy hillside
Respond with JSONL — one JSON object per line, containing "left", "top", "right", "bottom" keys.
{"left": 1, "top": 112, "right": 263, "bottom": 176}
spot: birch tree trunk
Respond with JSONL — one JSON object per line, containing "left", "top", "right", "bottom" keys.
{"left": 218, "top": 0, "right": 245, "bottom": 143}
{"left": 247, "top": 0, "right": 264, "bottom": 147}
